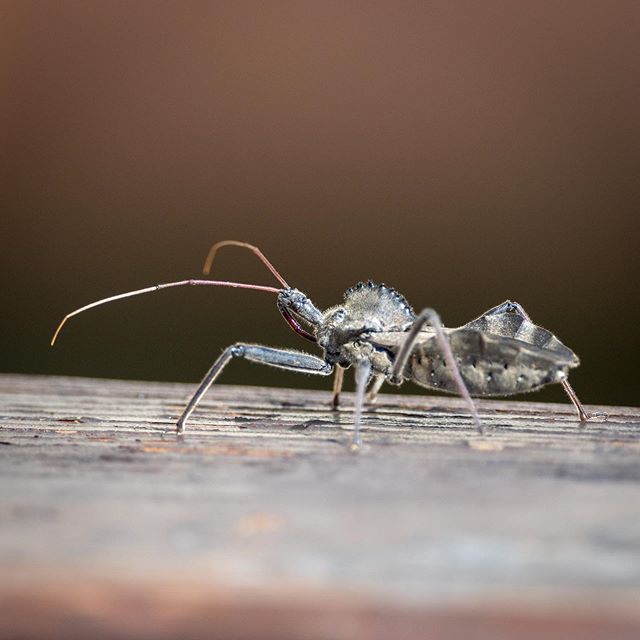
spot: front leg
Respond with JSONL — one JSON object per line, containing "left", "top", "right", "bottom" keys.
{"left": 177, "top": 344, "right": 333, "bottom": 433}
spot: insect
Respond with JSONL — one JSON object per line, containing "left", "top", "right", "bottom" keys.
{"left": 52, "top": 240, "right": 591, "bottom": 449}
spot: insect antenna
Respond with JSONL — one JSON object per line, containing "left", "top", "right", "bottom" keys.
{"left": 202, "top": 240, "right": 290, "bottom": 288}
{"left": 202, "top": 241, "right": 317, "bottom": 340}
{"left": 51, "top": 279, "right": 281, "bottom": 346}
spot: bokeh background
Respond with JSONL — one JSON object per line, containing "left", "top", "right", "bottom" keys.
{"left": 3, "top": 1, "right": 639, "bottom": 406}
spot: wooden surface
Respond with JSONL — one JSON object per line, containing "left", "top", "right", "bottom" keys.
{"left": 1, "top": 373, "right": 639, "bottom": 639}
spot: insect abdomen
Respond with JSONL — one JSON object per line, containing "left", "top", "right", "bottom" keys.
{"left": 407, "top": 329, "right": 578, "bottom": 397}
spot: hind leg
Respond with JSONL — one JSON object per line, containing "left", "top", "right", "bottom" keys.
{"left": 483, "top": 301, "right": 589, "bottom": 422}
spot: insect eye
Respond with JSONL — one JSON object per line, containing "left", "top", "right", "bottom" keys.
{"left": 333, "top": 309, "right": 346, "bottom": 322}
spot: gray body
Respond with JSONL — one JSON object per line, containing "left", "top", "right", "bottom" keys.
{"left": 312, "top": 282, "right": 578, "bottom": 398}
{"left": 178, "top": 280, "right": 585, "bottom": 446}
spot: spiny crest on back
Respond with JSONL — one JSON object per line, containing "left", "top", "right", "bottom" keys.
{"left": 343, "top": 281, "right": 415, "bottom": 331}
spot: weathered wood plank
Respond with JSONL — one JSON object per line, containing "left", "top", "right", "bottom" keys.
{"left": 0, "top": 373, "right": 639, "bottom": 639}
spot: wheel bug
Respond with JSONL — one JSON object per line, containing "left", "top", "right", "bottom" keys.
{"left": 52, "top": 240, "right": 593, "bottom": 449}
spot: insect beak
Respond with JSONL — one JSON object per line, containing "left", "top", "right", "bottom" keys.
{"left": 278, "top": 305, "right": 317, "bottom": 342}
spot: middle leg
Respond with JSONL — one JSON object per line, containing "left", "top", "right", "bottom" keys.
{"left": 390, "top": 308, "right": 482, "bottom": 434}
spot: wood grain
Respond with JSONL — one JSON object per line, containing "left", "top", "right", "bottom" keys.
{"left": 1, "top": 373, "right": 639, "bottom": 639}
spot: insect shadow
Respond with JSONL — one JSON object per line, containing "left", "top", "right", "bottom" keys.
{"left": 52, "top": 240, "right": 596, "bottom": 450}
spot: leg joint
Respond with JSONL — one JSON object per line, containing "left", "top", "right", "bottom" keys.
{"left": 229, "top": 343, "right": 246, "bottom": 357}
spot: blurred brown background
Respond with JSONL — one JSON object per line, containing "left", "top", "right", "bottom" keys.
{"left": 2, "top": 1, "right": 638, "bottom": 406}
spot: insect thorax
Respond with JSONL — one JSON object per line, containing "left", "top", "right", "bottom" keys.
{"left": 317, "top": 281, "right": 415, "bottom": 365}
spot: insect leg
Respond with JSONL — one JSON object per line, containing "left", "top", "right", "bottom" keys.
{"left": 352, "top": 360, "right": 372, "bottom": 451}
{"left": 391, "top": 308, "right": 483, "bottom": 434}
{"left": 331, "top": 367, "right": 345, "bottom": 409}
{"left": 486, "top": 301, "right": 590, "bottom": 422}
{"left": 176, "top": 344, "right": 333, "bottom": 433}
{"left": 559, "top": 376, "right": 590, "bottom": 422}
{"left": 367, "top": 374, "right": 385, "bottom": 404}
